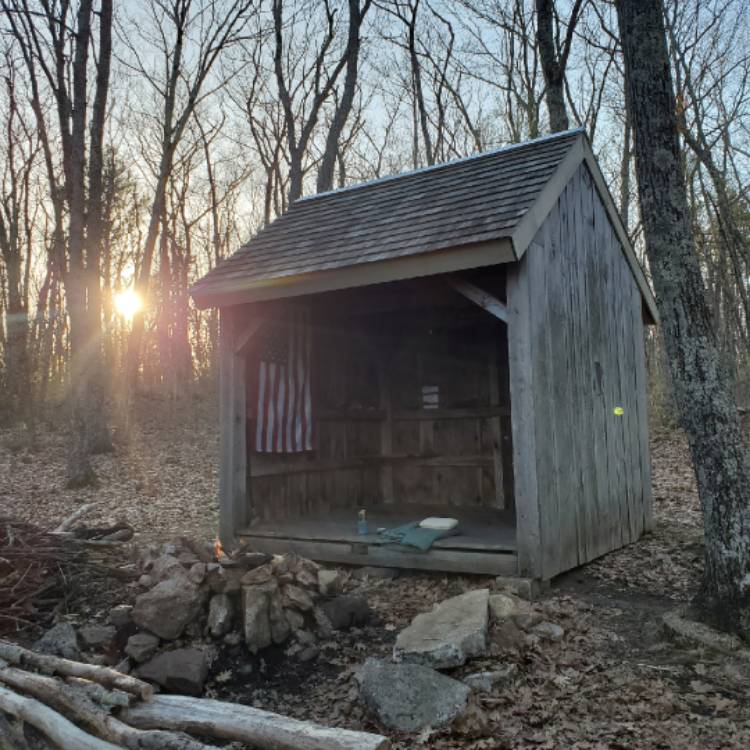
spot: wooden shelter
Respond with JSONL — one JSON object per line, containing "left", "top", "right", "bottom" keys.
{"left": 191, "top": 128, "right": 657, "bottom": 581}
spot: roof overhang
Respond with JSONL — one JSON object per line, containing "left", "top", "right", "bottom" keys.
{"left": 191, "top": 238, "right": 515, "bottom": 309}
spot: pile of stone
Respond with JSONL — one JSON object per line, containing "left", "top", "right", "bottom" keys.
{"left": 35, "top": 538, "right": 370, "bottom": 698}
{"left": 357, "top": 587, "right": 565, "bottom": 732}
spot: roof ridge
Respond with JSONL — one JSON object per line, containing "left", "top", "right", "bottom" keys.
{"left": 296, "top": 127, "right": 585, "bottom": 204}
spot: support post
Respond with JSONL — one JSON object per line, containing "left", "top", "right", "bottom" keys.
{"left": 219, "top": 307, "right": 248, "bottom": 544}
{"left": 506, "top": 261, "right": 542, "bottom": 579}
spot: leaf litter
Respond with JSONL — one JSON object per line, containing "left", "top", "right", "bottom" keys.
{"left": 1, "top": 401, "right": 749, "bottom": 749}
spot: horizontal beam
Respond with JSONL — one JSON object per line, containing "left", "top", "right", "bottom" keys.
{"left": 447, "top": 276, "right": 508, "bottom": 322}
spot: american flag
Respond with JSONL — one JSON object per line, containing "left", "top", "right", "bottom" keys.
{"left": 254, "top": 309, "right": 313, "bottom": 453}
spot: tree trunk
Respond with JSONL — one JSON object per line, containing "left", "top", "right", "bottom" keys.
{"left": 617, "top": 0, "right": 750, "bottom": 636}
{"left": 535, "top": 0, "right": 569, "bottom": 132}
{"left": 316, "top": 0, "right": 369, "bottom": 193}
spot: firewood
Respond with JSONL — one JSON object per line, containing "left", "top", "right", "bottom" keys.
{"left": 121, "top": 694, "right": 392, "bottom": 750}
{"left": 0, "top": 666, "right": 219, "bottom": 750}
{"left": 53, "top": 503, "right": 98, "bottom": 534}
{"left": 0, "top": 684, "right": 122, "bottom": 750}
{"left": 0, "top": 641, "right": 153, "bottom": 700}
{"left": 65, "top": 676, "right": 133, "bottom": 709}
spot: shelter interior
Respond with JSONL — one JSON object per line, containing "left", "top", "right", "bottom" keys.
{"left": 238, "top": 268, "right": 519, "bottom": 574}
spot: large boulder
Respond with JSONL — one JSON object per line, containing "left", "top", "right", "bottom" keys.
{"left": 34, "top": 623, "right": 80, "bottom": 660}
{"left": 135, "top": 648, "right": 208, "bottom": 696}
{"left": 132, "top": 577, "right": 205, "bottom": 640}
{"left": 357, "top": 658, "right": 470, "bottom": 732}
{"left": 394, "top": 589, "right": 489, "bottom": 669}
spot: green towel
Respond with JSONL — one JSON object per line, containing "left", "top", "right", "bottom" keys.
{"left": 379, "top": 521, "right": 459, "bottom": 551}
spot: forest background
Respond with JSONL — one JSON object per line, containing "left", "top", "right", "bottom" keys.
{"left": 0, "top": 0, "right": 749, "bottom": 485}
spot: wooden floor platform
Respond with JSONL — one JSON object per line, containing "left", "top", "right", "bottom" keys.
{"left": 238, "top": 505, "right": 518, "bottom": 576}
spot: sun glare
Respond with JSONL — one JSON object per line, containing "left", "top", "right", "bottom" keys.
{"left": 114, "top": 289, "right": 143, "bottom": 320}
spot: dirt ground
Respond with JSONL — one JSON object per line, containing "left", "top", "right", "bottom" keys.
{"left": 2, "top": 396, "right": 750, "bottom": 749}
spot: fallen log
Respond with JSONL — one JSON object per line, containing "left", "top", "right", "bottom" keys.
{"left": 0, "top": 665, "right": 219, "bottom": 750}
{"left": 121, "top": 694, "right": 392, "bottom": 750}
{"left": 0, "top": 641, "right": 153, "bottom": 700}
{"left": 0, "top": 684, "right": 123, "bottom": 750}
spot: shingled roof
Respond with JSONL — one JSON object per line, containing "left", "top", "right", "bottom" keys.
{"left": 191, "top": 128, "right": 657, "bottom": 320}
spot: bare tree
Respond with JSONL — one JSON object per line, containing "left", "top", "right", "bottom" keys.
{"left": 617, "top": 0, "right": 750, "bottom": 637}
{"left": 122, "top": 0, "right": 253, "bottom": 388}
{"left": 534, "top": 0, "right": 584, "bottom": 132}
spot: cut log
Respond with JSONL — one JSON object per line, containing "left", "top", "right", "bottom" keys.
{"left": 64, "top": 677, "right": 133, "bottom": 709}
{"left": 122, "top": 694, "right": 392, "bottom": 750}
{"left": 0, "top": 665, "right": 219, "bottom": 750}
{"left": 53, "top": 503, "right": 98, "bottom": 534}
{"left": 0, "top": 641, "right": 153, "bottom": 700}
{"left": 0, "top": 684, "right": 123, "bottom": 750}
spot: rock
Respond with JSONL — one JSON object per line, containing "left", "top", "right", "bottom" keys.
{"left": 138, "top": 574, "right": 154, "bottom": 589}
{"left": 149, "top": 554, "right": 187, "bottom": 583}
{"left": 79, "top": 624, "right": 116, "bottom": 651}
{"left": 317, "top": 569, "right": 342, "bottom": 597}
{"left": 295, "top": 629, "right": 316, "bottom": 645}
{"left": 268, "top": 588, "right": 291, "bottom": 644}
{"left": 394, "top": 589, "right": 489, "bottom": 669}
{"left": 282, "top": 584, "right": 315, "bottom": 612}
{"left": 241, "top": 564, "right": 273, "bottom": 586}
{"left": 488, "top": 593, "right": 518, "bottom": 622}
{"left": 223, "top": 631, "right": 242, "bottom": 646}
{"left": 34, "top": 623, "right": 80, "bottom": 660}
{"left": 463, "top": 664, "right": 519, "bottom": 692}
{"left": 353, "top": 566, "right": 399, "bottom": 581}
{"left": 188, "top": 562, "right": 206, "bottom": 585}
{"left": 132, "top": 577, "right": 205, "bottom": 640}
{"left": 285, "top": 608, "right": 305, "bottom": 632}
{"left": 532, "top": 621, "right": 564, "bottom": 642}
{"left": 108, "top": 605, "right": 133, "bottom": 628}
{"left": 207, "top": 594, "right": 234, "bottom": 638}
{"left": 298, "top": 645, "right": 319, "bottom": 662}
{"left": 243, "top": 586, "right": 272, "bottom": 653}
{"left": 136, "top": 648, "right": 208, "bottom": 696}
{"left": 206, "top": 564, "right": 244, "bottom": 594}
{"left": 125, "top": 633, "right": 160, "bottom": 663}
{"left": 292, "top": 557, "right": 320, "bottom": 589}
{"left": 320, "top": 595, "right": 370, "bottom": 630}
{"left": 491, "top": 620, "right": 525, "bottom": 651}
{"left": 514, "top": 611, "right": 543, "bottom": 631}
{"left": 357, "top": 658, "right": 470, "bottom": 732}
{"left": 242, "top": 582, "right": 289, "bottom": 652}
{"left": 312, "top": 606, "right": 334, "bottom": 638}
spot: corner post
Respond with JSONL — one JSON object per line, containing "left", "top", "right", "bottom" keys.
{"left": 218, "top": 307, "right": 248, "bottom": 544}
{"left": 506, "top": 260, "right": 542, "bottom": 579}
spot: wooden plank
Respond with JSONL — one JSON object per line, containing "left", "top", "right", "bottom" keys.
{"left": 218, "top": 307, "right": 248, "bottom": 543}
{"left": 239, "top": 536, "right": 519, "bottom": 577}
{"left": 506, "top": 256, "right": 542, "bottom": 579}
{"left": 488, "top": 344, "right": 505, "bottom": 509}
{"left": 378, "top": 357, "right": 395, "bottom": 504}
{"left": 393, "top": 406, "right": 510, "bottom": 421}
{"left": 447, "top": 276, "right": 508, "bottom": 322}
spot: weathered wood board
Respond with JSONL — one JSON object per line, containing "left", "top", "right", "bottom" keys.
{"left": 509, "top": 163, "right": 652, "bottom": 579}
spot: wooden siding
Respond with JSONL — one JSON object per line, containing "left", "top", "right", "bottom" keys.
{"left": 510, "top": 163, "right": 652, "bottom": 579}
{"left": 246, "top": 297, "right": 512, "bottom": 524}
